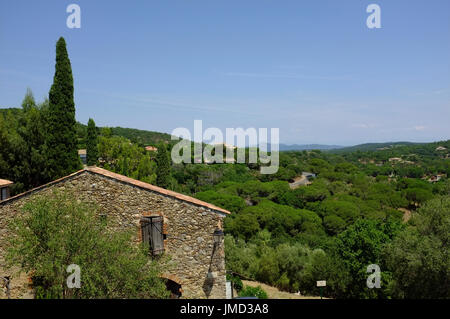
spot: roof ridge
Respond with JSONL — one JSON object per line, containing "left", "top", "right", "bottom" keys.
{"left": 0, "top": 179, "right": 14, "bottom": 187}
{"left": 0, "top": 169, "right": 86, "bottom": 205}
{"left": 1, "top": 167, "right": 231, "bottom": 215}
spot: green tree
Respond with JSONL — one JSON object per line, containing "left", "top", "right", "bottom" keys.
{"left": 20, "top": 96, "right": 49, "bottom": 189}
{"left": 136, "top": 155, "right": 156, "bottom": 184}
{"left": 405, "top": 187, "right": 433, "bottom": 205}
{"left": 256, "top": 251, "right": 279, "bottom": 284}
{"left": 156, "top": 143, "right": 171, "bottom": 188}
{"left": 195, "top": 190, "right": 246, "bottom": 213}
{"left": 86, "top": 118, "right": 98, "bottom": 166}
{"left": 0, "top": 92, "right": 48, "bottom": 193}
{"left": 335, "top": 219, "right": 401, "bottom": 298}
{"left": 121, "top": 156, "right": 129, "bottom": 176}
{"left": 384, "top": 196, "right": 450, "bottom": 298}
{"left": 225, "top": 213, "right": 260, "bottom": 241}
{"left": 21, "top": 88, "right": 36, "bottom": 112}
{"left": 45, "top": 37, "right": 81, "bottom": 181}
{"left": 323, "top": 215, "right": 347, "bottom": 235}
{"left": 297, "top": 250, "right": 350, "bottom": 298}
{"left": 6, "top": 192, "right": 169, "bottom": 299}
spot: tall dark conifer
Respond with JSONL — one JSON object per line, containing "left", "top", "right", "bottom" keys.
{"left": 156, "top": 143, "right": 171, "bottom": 188}
{"left": 45, "top": 37, "right": 81, "bottom": 180}
{"left": 86, "top": 118, "right": 98, "bottom": 166}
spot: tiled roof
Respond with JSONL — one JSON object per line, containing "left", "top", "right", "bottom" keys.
{"left": 86, "top": 167, "right": 230, "bottom": 215}
{"left": 0, "top": 179, "right": 13, "bottom": 187}
{"left": 1, "top": 167, "right": 231, "bottom": 215}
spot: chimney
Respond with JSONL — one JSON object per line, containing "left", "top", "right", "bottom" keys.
{"left": 0, "top": 179, "right": 13, "bottom": 201}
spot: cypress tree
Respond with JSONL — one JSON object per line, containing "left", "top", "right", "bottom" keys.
{"left": 121, "top": 157, "right": 129, "bottom": 176}
{"left": 86, "top": 118, "right": 98, "bottom": 166}
{"left": 45, "top": 37, "right": 81, "bottom": 180}
{"left": 156, "top": 143, "right": 170, "bottom": 188}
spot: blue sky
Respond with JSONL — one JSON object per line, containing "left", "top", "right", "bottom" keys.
{"left": 1, "top": 0, "right": 449, "bottom": 145}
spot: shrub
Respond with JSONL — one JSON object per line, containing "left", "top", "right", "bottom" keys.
{"left": 7, "top": 192, "right": 169, "bottom": 299}
{"left": 226, "top": 275, "right": 243, "bottom": 292}
{"left": 238, "top": 285, "right": 268, "bottom": 299}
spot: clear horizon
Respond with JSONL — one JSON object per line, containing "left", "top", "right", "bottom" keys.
{"left": 1, "top": 0, "right": 449, "bottom": 145}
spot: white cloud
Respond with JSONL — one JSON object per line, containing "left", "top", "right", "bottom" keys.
{"left": 414, "top": 125, "right": 426, "bottom": 131}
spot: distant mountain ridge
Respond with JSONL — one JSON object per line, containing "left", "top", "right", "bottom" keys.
{"left": 331, "top": 142, "right": 420, "bottom": 153}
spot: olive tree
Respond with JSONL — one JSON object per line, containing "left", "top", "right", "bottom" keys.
{"left": 7, "top": 192, "right": 170, "bottom": 299}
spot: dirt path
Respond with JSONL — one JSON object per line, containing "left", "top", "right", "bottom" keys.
{"left": 398, "top": 208, "right": 412, "bottom": 223}
{"left": 241, "top": 280, "right": 323, "bottom": 299}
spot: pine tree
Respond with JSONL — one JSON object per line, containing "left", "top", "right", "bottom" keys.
{"left": 86, "top": 118, "right": 98, "bottom": 166}
{"left": 45, "top": 37, "right": 81, "bottom": 180}
{"left": 156, "top": 143, "right": 170, "bottom": 188}
{"left": 21, "top": 88, "right": 36, "bottom": 112}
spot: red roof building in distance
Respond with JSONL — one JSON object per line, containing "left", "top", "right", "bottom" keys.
{"left": 145, "top": 146, "right": 158, "bottom": 152}
{"left": 0, "top": 179, "right": 13, "bottom": 187}
{"left": 0, "top": 179, "right": 13, "bottom": 201}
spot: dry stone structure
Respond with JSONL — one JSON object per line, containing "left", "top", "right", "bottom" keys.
{"left": 0, "top": 167, "right": 230, "bottom": 299}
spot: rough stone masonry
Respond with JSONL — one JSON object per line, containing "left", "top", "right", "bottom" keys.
{"left": 0, "top": 167, "right": 229, "bottom": 299}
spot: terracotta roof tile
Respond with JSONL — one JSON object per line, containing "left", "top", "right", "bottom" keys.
{"left": 0, "top": 179, "right": 14, "bottom": 187}
{"left": 85, "top": 167, "right": 230, "bottom": 215}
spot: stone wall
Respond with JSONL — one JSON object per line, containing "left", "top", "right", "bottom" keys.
{"left": 0, "top": 171, "right": 227, "bottom": 299}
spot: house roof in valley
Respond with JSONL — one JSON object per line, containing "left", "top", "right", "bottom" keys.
{"left": 0, "top": 167, "right": 231, "bottom": 215}
{"left": 0, "top": 179, "right": 13, "bottom": 187}
{"left": 145, "top": 146, "right": 158, "bottom": 152}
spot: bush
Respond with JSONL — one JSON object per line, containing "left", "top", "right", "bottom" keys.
{"left": 226, "top": 275, "right": 243, "bottom": 292}
{"left": 7, "top": 192, "right": 169, "bottom": 299}
{"left": 238, "top": 285, "right": 268, "bottom": 299}
{"left": 383, "top": 196, "right": 450, "bottom": 298}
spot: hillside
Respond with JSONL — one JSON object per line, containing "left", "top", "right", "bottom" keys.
{"left": 1, "top": 108, "right": 175, "bottom": 148}
{"left": 76, "top": 122, "right": 176, "bottom": 147}
{"left": 332, "top": 142, "right": 420, "bottom": 153}
{"left": 279, "top": 144, "right": 343, "bottom": 151}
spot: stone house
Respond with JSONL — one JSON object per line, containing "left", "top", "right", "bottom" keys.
{"left": 0, "top": 167, "right": 230, "bottom": 299}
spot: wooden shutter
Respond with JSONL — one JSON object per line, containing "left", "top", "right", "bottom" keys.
{"left": 141, "top": 216, "right": 164, "bottom": 256}
{"left": 141, "top": 218, "right": 151, "bottom": 249}
{"left": 150, "top": 216, "right": 164, "bottom": 255}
